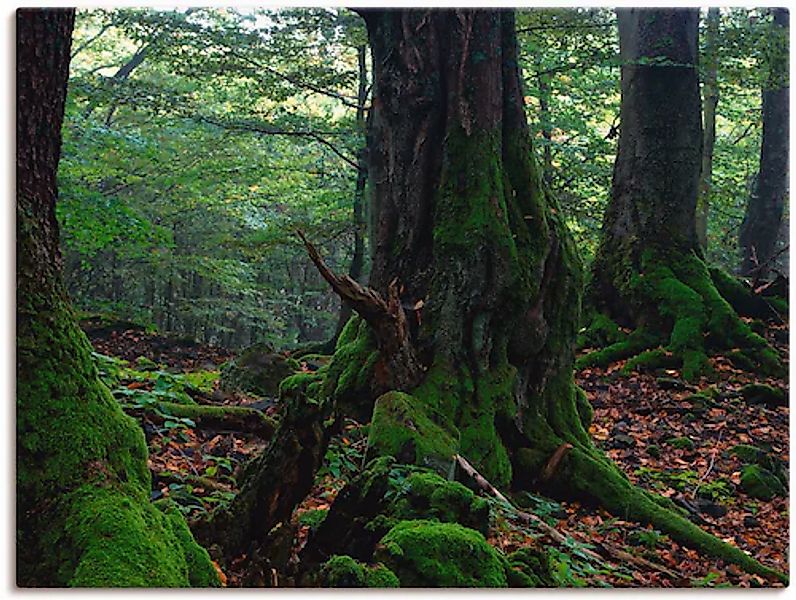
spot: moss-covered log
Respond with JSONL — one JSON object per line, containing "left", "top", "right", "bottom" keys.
{"left": 586, "top": 9, "right": 783, "bottom": 381}
{"left": 120, "top": 399, "right": 277, "bottom": 438}
{"left": 17, "top": 9, "right": 216, "bottom": 587}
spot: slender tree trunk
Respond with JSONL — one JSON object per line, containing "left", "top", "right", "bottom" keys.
{"left": 739, "top": 8, "right": 789, "bottom": 278}
{"left": 16, "top": 9, "right": 216, "bottom": 587}
{"left": 318, "top": 43, "right": 370, "bottom": 352}
{"left": 696, "top": 7, "right": 719, "bottom": 251}
{"left": 587, "top": 8, "right": 780, "bottom": 381}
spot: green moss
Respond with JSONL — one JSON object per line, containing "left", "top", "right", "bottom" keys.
{"left": 506, "top": 547, "right": 555, "bottom": 587}
{"left": 298, "top": 508, "right": 329, "bottom": 531}
{"left": 319, "top": 555, "right": 365, "bottom": 587}
{"left": 577, "top": 313, "right": 625, "bottom": 349}
{"left": 365, "top": 563, "right": 400, "bottom": 588}
{"left": 375, "top": 520, "right": 509, "bottom": 587}
{"left": 17, "top": 288, "right": 217, "bottom": 587}
{"left": 666, "top": 436, "right": 695, "bottom": 451}
{"left": 392, "top": 471, "right": 490, "bottom": 535}
{"left": 367, "top": 391, "right": 458, "bottom": 474}
{"left": 739, "top": 383, "right": 786, "bottom": 406}
{"left": 730, "top": 444, "right": 765, "bottom": 464}
{"left": 622, "top": 347, "right": 678, "bottom": 374}
{"left": 576, "top": 328, "right": 658, "bottom": 370}
{"left": 740, "top": 465, "right": 785, "bottom": 500}
{"left": 574, "top": 387, "right": 593, "bottom": 430}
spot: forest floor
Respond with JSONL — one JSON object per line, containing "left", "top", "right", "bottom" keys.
{"left": 83, "top": 317, "right": 789, "bottom": 588}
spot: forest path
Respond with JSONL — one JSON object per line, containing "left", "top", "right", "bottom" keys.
{"left": 84, "top": 318, "right": 788, "bottom": 587}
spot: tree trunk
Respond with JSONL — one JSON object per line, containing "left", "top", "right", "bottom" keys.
{"left": 696, "top": 7, "right": 719, "bottom": 251}
{"left": 313, "top": 43, "right": 370, "bottom": 354}
{"left": 586, "top": 8, "right": 781, "bottom": 381}
{"left": 16, "top": 9, "right": 217, "bottom": 587}
{"left": 739, "top": 8, "right": 789, "bottom": 278}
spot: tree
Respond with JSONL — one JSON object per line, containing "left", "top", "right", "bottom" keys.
{"left": 16, "top": 8, "right": 217, "bottom": 587}
{"left": 584, "top": 8, "right": 781, "bottom": 381}
{"left": 207, "top": 8, "right": 782, "bottom": 583}
{"left": 739, "top": 8, "right": 789, "bottom": 278}
{"left": 696, "top": 7, "right": 720, "bottom": 250}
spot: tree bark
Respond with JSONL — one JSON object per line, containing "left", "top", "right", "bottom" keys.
{"left": 739, "top": 8, "right": 789, "bottom": 278}
{"left": 696, "top": 7, "right": 720, "bottom": 251}
{"left": 16, "top": 9, "right": 217, "bottom": 587}
{"left": 587, "top": 8, "right": 781, "bottom": 381}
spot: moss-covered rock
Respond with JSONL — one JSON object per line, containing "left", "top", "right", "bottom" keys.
{"left": 219, "top": 343, "right": 299, "bottom": 397}
{"left": 375, "top": 520, "right": 508, "bottom": 587}
{"left": 738, "top": 383, "right": 786, "bottom": 407}
{"left": 666, "top": 436, "right": 695, "bottom": 451}
{"left": 740, "top": 464, "right": 786, "bottom": 500}
{"left": 365, "top": 563, "right": 401, "bottom": 588}
{"left": 300, "top": 457, "right": 492, "bottom": 572}
{"left": 319, "top": 555, "right": 366, "bottom": 587}
{"left": 318, "top": 556, "right": 400, "bottom": 588}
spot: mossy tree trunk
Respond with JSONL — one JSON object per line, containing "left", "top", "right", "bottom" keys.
{"left": 586, "top": 8, "right": 781, "bottom": 381}
{"left": 739, "top": 8, "right": 789, "bottom": 279}
{"left": 17, "top": 9, "right": 216, "bottom": 587}
{"left": 302, "top": 8, "right": 783, "bottom": 582}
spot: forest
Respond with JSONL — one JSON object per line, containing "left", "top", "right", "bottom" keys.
{"left": 17, "top": 6, "right": 789, "bottom": 588}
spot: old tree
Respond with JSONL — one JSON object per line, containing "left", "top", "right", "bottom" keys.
{"left": 18, "top": 7, "right": 785, "bottom": 587}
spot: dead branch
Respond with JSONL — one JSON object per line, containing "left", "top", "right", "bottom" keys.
{"left": 297, "top": 230, "right": 424, "bottom": 390}
{"left": 454, "top": 454, "right": 680, "bottom": 580}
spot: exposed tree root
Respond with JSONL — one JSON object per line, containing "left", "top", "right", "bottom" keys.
{"left": 195, "top": 370, "right": 331, "bottom": 558}
{"left": 582, "top": 251, "right": 783, "bottom": 380}
{"left": 552, "top": 444, "right": 787, "bottom": 584}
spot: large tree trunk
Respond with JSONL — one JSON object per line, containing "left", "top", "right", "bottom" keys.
{"left": 739, "top": 8, "right": 789, "bottom": 278}
{"left": 696, "top": 7, "right": 720, "bottom": 251}
{"left": 217, "top": 9, "right": 783, "bottom": 583}
{"left": 16, "top": 9, "right": 217, "bottom": 587}
{"left": 300, "top": 10, "right": 784, "bottom": 574}
{"left": 586, "top": 8, "right": 781, "bottom": 381}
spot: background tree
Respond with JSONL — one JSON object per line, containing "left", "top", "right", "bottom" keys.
{"left": 696, "top": 7, "right": 720, "bottom": 250}
{"left": 17, "top": 8, "right": 217, "bottom": 587}
{"left": 584, "top": 8, "right": 781, "bottom": 381}
{"left": 739, "top": 8, "right": 789, "bottom": 279}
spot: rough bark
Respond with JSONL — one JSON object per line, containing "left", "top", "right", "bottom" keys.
{"left": 739, "top": 8, "right": 789, "bottom": 278}
{"left": 696, "top": 7, "right": 719, "bottom": 251}
{"left": 16, "top": 8, "right": 217, "bottom": 587}
{"left": 586, "top": 8, "right": 781, "bottom": 381}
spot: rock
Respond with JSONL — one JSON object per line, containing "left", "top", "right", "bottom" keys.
{"left": 611, "top": 433, "right": 636, "bottom": 449}
{"left": 740, "top": 464, "right": 786, "bottom": 500}
{"left": 646, "top": 444, "right": 661, "bottom": 459}
{"left": 743, "top": 515, "right": 760, "bottom": 528}
{"left": 738, "top": 383, "right": 786, "bottom": 407}
{"left": 219, "top": 343, "right": 299, "bottom": 397}
{"left": 694, "top": 498, "right": 727, "bottom": 519}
